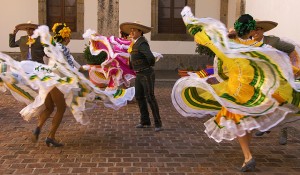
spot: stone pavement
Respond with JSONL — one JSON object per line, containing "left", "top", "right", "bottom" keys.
{"left": 0, "top": 79, "right": 300, "bottom": 175}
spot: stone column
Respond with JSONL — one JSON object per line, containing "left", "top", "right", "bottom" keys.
{"left": 98, "top": 0, "right": 119, "bottom": 36}
{"left": 220, "top": 0, "right": 228, "bottom": 27}
{"left": 38, "top": 0, "right": 47, "bottom": 25}
{"left": 235, "top": 0, "right": 246, "bottom": 19}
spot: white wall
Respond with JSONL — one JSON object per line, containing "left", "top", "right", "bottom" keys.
{"left": 0, "top": 0, "right": 39, "bottom": 52}
{"left": 195, "top": 0, "right": 220, "bottom": 19}
{"left": 3, "top": 1, "right": 298, "bottom": 56}
{"left": 246, "top": 0, "right": 300, "bottom": 42}
{"left": 0, "top": 0, "right": 98, "bottom": 53}
{"left": 1, "top": 0, "right": 221, "bottom": 54}
{"left": 227, "top": 0, "right": 237, "bottom": 29}
{"left": 69, "top": 0, "right": 98, "bottom": 53}
{"left": 119, "top": 0, "right": 220, "bottom": 55}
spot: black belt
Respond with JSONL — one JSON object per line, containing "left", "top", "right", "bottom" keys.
{"left": 135, "top": 67, "right": 151, "bottom": 73}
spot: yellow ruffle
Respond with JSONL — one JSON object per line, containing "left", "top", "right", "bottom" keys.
{"left": 215, "top": 106, "right": 245, "bottom": 125}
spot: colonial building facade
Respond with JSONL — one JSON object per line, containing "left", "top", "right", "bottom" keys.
{"left": 1, "top": 0, "right": 298, "bottom": 70}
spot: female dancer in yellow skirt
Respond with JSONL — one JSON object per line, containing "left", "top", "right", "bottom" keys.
{"left": 172, "top": 7, "right": 300, "bottom": 172}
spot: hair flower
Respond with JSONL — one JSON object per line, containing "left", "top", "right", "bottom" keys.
{"left": 52, "top": 23, "right": 62, "bottom": 33}
{"left": 59, "top": 26, "right": 71, "bottom": 38}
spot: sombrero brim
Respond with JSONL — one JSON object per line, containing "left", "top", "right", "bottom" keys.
{"left": 120, "top": 22, "right": 153, "bottom": 34}
{"left": 256, "top": 21, "right": 278, "bottom": 32}
{"left": 15, "top": 23, "right": 38, "bottom": 31}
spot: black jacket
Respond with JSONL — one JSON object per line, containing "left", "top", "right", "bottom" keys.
{"left": 264, "top": 35, "right": 295, "bottom": 54}
{"left": 130, "top": 36, "right": 155, "bottom": 71}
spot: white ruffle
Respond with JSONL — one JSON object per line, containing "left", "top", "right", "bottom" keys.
{"left": 204, "top": 105, "right": 297, "bottom": 142}
{"left": 0, "top": 25, "right": 135, "bottom": 125}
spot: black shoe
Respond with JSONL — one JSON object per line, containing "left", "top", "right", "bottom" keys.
{"left": 279, "top": 128, "right": 288, "bottom": 145}
{"left": 45, "top": 137, "right": 64, "bottom": 147}
{"left": 154, "top": 127, "right": 163, "bottom": 132}
{"left": 136, "top": 124, "right": 151, "bottom": 128}
{"left": 255, "top": 131, "right": 271, "bottom": 136}
{"left": 31, "top": 127, "right": 41, "bottom": 142}
{"left": 240, "top": 158, "right": 256, "bottom": 172}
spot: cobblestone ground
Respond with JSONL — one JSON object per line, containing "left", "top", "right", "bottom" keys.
{"left": 0, "top": 81, "right": 299, "bottom": 175}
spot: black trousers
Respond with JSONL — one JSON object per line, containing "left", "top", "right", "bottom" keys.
{"left": 135, "top": 68, "right": 162, "bottom": 127}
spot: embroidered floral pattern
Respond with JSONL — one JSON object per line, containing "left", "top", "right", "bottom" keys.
{"left": 61, "top": 45, "right": 74, "bottom": 68}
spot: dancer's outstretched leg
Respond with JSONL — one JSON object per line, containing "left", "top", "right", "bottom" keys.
{"left": 45, "top": 87, "right": 66, "bottom": 147}
{"left": 31, "top": 92, "right": 54, "bottom": 142}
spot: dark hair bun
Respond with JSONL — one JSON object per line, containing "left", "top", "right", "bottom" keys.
{"left": 234, "top": 14, "right": 256, "bottom": 37}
